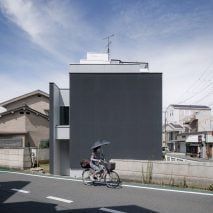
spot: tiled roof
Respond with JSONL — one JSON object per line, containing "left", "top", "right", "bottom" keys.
{"left": 0, "top": 105, "right": 48, "bottom": 119}
{"left": 169, "top": 123, "right": 183, "bottom": 129}
{"left": 0, "top": 90, "right": 49, "bottom": 107}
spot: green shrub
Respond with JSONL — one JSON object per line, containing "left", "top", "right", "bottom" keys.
{"left": 208, "top": 184, "right": 213, "bottom": 191}
{"left": 39, "top": 140, "right": 49, "bottom": 149}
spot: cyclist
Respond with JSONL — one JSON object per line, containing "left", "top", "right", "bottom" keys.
{"left": 90, "top": 146, "right": 104, "bottom": 180}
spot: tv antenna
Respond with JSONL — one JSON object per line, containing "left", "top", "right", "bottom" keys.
{"left": 103, "top": 34, "right": 114, "bottom": 61}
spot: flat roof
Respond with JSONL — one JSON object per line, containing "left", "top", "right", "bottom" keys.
{"left": 69, "top": 64, "right": 161, "bottom": 74}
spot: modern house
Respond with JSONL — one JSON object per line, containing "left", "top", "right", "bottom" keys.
{"left": 164, "top": 104, "right": 213, "bottom": 159}
{"left": 0, "top": 90, "right": 49, "bottom": 148}
{"left": 50, "top": 53, "right": 162, "bottom": 176}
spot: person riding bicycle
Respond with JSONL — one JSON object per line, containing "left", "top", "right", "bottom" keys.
{"left": 90, "top": 146, "right": 105, "bottom": 180}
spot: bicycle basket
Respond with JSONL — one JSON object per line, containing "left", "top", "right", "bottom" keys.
{"left": 107, "top": 162, "right": 116, "bottom": 171}
{"left": 80, "top": 159, "right": 91, "bottom": 168}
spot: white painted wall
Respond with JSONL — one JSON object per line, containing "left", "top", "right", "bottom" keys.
{"left": 197, "top": 111, "right": 212, "bottom": 132}
{"left": 206, "top": 135, "right": 213, "bottom": 143}
{"left": 59, "top": 89, "right": 69, "bottom": 106}
{"left": 55, "top": 126, "right": 70, "bottom": 140}
{"left": 166, "top": 105, "right": 211, "bottom": 127}
{"left": 80, "top": 52, "right": 110, "bottom": 64}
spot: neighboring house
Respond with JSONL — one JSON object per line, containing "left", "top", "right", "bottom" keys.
{"left": 163, "top": 123, "right": 185, "bottom": 153}
{"left": 166, "top": 104, "right": 211, "bottom": 126}
{"left": 0, "top": 90, "right": 49, "bottom": 115}
{"left": 164, "top": 104, "right": 213, "bottom": 159}
{"left": 50, "top": 53, "right": 162, "bottom": 176}
{"left": 0, "top": 90, "right": 49, "bottom": 148}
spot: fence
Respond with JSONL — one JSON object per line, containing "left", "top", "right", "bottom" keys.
{"left": 111, "top": 159, "right": 213, "bottom": 189}
{"left": 0, "top": 148, "right": 49, "bottom": 170}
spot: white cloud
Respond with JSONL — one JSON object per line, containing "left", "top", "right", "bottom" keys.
{"left": 0, "top": 0, "right": 45, "bottom": 40}
{"left": 0, "top": 0, "right": 95, "bottom": 63}
{"left": 0, "top": 0, "right": 213, "bottom": 111}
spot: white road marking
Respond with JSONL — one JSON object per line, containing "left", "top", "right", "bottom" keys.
{"left": 46, "top": 196, "right": 73, "bottom": 203}
{"left": 0, "top": 170, "right": 82, "bottom": 182}
{"left": 122, "top": 184, "right": 213, "bottom": 197}
{"left": 11, "top": 188, "right": 30, "bottom": 194}
{"left": 2, "top": 170, "right": 213, "bottom": 197}
{"left": 99, "top": 207, "right": 127, "bottom": 213}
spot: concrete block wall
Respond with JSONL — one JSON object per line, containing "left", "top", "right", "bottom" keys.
{"left": 0, "top": 148, "right": 31, "bottom": 169}
{"left": 38, "top": 148, "right": 49, "bottom": 163}
{"left": 111, "top": 159, "right": 213, "bottom": 189}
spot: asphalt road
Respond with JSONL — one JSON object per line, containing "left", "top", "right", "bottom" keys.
{"left": 0, "top": 171, "right": 213, "bottom": 213}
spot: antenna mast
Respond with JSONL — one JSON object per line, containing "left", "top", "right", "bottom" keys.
{"left": 103, "top": 34, "right": 114, "bottom": 61}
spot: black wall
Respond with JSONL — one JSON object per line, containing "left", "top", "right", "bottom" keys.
{"left": 70, "top": 73, "right": 162, "bottom": 168}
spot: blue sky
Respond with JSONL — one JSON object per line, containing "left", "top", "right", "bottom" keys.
{"left": 0, "top": 0, "right": 213, "bottom": 110}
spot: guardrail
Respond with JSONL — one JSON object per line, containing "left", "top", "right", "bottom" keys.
{"left": 165, "top": 155, "right": 186, "bottom": 162}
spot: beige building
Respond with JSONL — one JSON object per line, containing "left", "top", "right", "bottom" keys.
{"left": 0, "top": 90, "right": 49, "bottom": 148}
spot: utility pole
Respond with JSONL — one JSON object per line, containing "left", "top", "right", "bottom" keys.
{"left": 165, "top": 110, "right": 167, "bottom": 146}
{"left": 103, "top": 34, "right": 114, "bottom": 61}
{"left": 163, "top": 109, "right": 167, "bottom": 147}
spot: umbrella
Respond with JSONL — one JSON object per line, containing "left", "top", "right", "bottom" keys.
{"left": 101, "top": 140, "right": 111, "bottom": 146}
{"left": 90, "top": 139, "right": 111, "bottom": 149}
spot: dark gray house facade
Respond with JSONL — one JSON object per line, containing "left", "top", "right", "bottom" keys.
{"left": 50, "top": 63, "right": 162, "bottom": 176}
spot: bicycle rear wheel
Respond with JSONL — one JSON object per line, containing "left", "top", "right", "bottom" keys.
{"left": 105, "top": 171, "right": 120, "bottom": 188}
{"left": 82, "top": 169, "right": 93, "bottom": 185}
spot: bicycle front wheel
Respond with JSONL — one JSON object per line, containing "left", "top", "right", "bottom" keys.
{"left": 105, "top": 171, "right": 120, "bottom": 188}
{"left": 82, "top": 169, "right": 93, "bottom": 185}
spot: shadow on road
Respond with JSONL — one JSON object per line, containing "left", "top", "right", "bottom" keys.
{"left": 70, "top": 205, "right": 158, "bottom": 213}
{"left": 0, "top": 180, "right": 30, "bottom": 203}
{"left": 0, "top": 181, "right": 158, "bottom": 213}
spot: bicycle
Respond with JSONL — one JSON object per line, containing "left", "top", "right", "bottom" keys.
{"left": 81, "top": 159, "right": 120, "bottom": 188}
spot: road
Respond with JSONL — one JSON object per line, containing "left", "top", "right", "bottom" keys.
{"left": 0, "top": 171, "right": 213, "bottom": 213}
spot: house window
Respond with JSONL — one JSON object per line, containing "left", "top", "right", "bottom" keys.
{"left": 60, "top": 106, "right": 69, "bottom": 125}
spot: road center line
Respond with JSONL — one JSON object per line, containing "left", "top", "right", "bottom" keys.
{"left": 99, "top": 207, "right": 127, "bottom": 213}
{"left": 11, "top": 188, "right": 30, "bottom": 194}
{"left": 46, "top": 196, "right": 73, "bottom": 203}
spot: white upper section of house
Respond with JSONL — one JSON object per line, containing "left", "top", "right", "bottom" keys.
{"left": 166, "top": 104, "right": 211, "bottom": 126}
{"left": 75, "top": 52, "right": 149, "bottom": 73}
{"left": 80, "top": 52, "right": 110, "bottom": 64}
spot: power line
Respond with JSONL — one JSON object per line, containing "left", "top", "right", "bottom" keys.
{"left": 177, "top": 81, "right": 213, "bottom": 104}
{"left": 175, "top": 64, "right": 213, "bottom": 103}
{"left": 177, "top": 73, "right": 213, "bottom": 104}
{"left": 193, "top": 91, "right": 213, "bottom": 105}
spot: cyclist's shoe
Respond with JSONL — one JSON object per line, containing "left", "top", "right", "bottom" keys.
{"left": 97, "top": 174, "right": 101, "bottom": 181}
{"left": 90, "top": 176, "right": 95, "bottom": 181}
{"left": 90, "top": 175, "right": 97, "bottom": 181}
